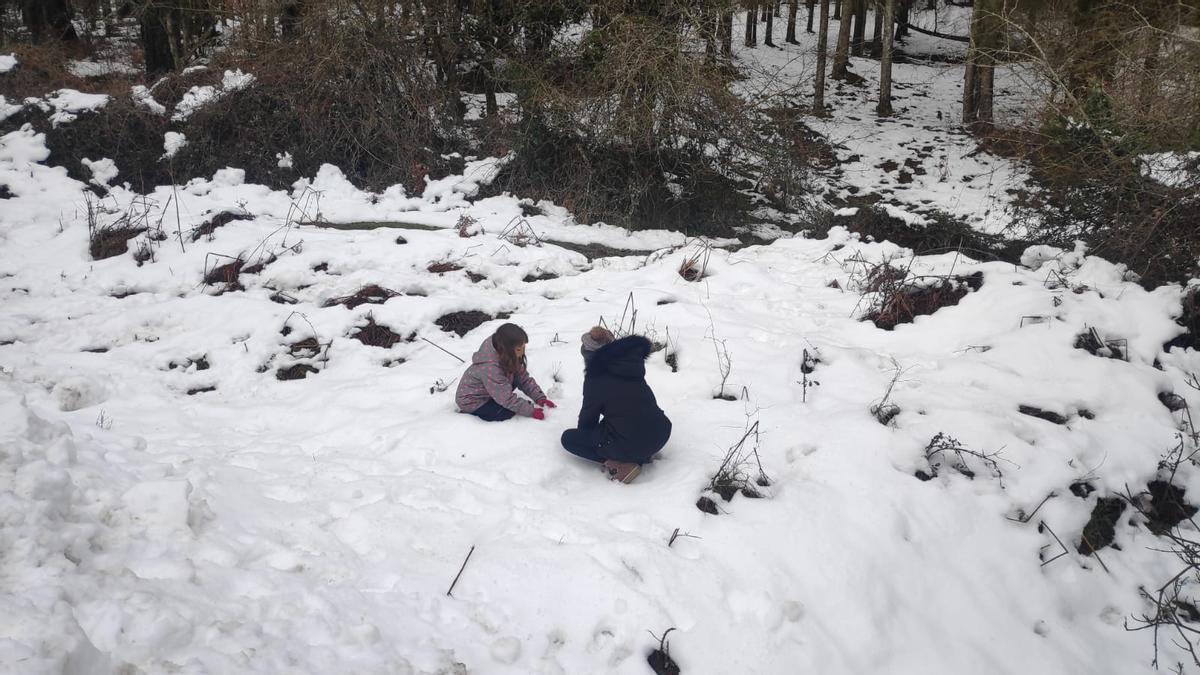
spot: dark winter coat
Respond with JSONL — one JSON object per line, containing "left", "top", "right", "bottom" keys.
{"left": 455, "top": 336, "right": 546, "bottom": 416}
{"left": 578, "top": 335, "right": 671, "bottom": 457}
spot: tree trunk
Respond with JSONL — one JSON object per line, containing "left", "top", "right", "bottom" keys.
{"left": 806, "top": 0, "right": 816, "bottom": 33}
{"left": 21, "top": 0, "right": 78, "bottom": 43}
{"left": 896, "top": 0, "right": 910, "bottom": 38}
{"left": 139, "top": 3, "right": 175, "bottom": 76}
{"left": 835, "top": 0, "right": 843, "bottom": 20}
{"left": 831, "top": 0, "right": 854, "bottom": 79}
{"left": 765, "top": 1, "right": 776, "bottom": 45}
{"left": 721, "top": 12, "right": 734, "bottom": 55}
{"left": 872, "top": 2, "right": 883, "bottom": 54}
{"left": 877, "top": 0, "right": 895, "bottom": 116}
{"left": 786, "top": 0, "right": 798, "bottom": 43}
{"left": 745, "top": 8, "right": 757, "bottom": 46}
{"left": 815, "top": 0, "right": 831, "bottom": 112}
{"left": 280, "top": 0, "right": 305, "bottom": 39}
{"left": 851, "top": 0, "right": 867, "bottom": 56}
{"left": 962, "top": 0, "right": 1000, "bottom": 128}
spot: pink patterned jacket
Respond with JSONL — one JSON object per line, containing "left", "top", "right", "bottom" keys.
{"left": 455, "top": 336, "right": 546, "bottom": 416}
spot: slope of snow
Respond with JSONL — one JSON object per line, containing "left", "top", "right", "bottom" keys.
{"left": 3, "top": 113, "right": 1200, "bottom": 674}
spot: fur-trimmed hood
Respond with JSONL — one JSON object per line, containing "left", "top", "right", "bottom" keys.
{"left": 584, "top": 335, "right": 652, "bottom": 380}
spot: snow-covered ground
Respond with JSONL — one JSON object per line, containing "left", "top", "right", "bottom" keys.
{"left": 3, "top": 11, "right": 1200, "bottom": 675}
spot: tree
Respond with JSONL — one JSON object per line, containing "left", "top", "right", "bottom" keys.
{"left": 806, "top": 0, "right": 815, "bottom": 33}
{"left": 721, "top": 10, "right": 734, "bottom": 55}
{"left": 814, "top": 0, "right": 831, "bottom": 112}
{"left": 877, "top": 0, "right": 895, "bottom": 115}
{"left": 765, "top": 0, "right": 775, "bottom": 45}
{"left": 851, "top": 0, "right": 867, "bottom": 56}
{"left": 135, "top": 0, "right": 219, "bottom": 76}
{"left": 745, "top": 6, "right": 757, "bottom": 46}
{"left": 831, "top": 0, "right": 854, "bottom": 79}
{"left": 962, "top": 0, "right": 1001, "bottom": 129}
{"left": 786, "top": 0, "right": 798, "bottom": 43}
{"left": 20, "top": 0, "right": 78, "bottom": 43}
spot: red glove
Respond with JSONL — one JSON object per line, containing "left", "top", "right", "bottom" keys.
{"left": 539, "top": 399, "right": 557, "bottom": 409}
{"left": 532, "top": 408, "right": 545, "bottom": 420}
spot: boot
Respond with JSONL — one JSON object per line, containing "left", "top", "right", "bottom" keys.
{"left": 603, "top": 460, "right": 641, "bottom": 484}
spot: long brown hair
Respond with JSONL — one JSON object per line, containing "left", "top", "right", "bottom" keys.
{"left": 492, "top": 323, "right": 528, "bottom": 376}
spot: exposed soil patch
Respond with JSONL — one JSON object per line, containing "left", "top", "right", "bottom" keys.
{"left": 312, "top": 262, "right": 329, "bottom": 273}
{"left": 187, "top": 385, "right": 217, "bottom": 395}
{"left": 82, "top": 346, "right": 109, "bottom": 353}
{"left": 276, "top": 364, "right": 319, "bottom": 381}
{"left": 695, "top": 496, "right": 719, "bottom": 515}
{"left": 647, "top": 649, "right": 681, "bottom": 675}
{"left": 191, "top": 211, "right": 251, "bottom": 242}
{"left": 288, "top": 337, "right": 323, "bottom": 358}
{"left": 466, "top": 271, "right": 487, "bottom": 283}
{"left": 203, "top": 258, "right": 244, "bottom": 286}
{"left": 543, "top": 239, "right": 654, "bottom": 261}
{"left": 436, "top": 310, "right": 497, "bottom": 337}
{"left": 242, "top": 256, "right": 274, "bottom": 275}
{"left": 1145, "top": 481, "right": 1199, "bottom": 535}
{"left": 395, "top": 235, "right": 408, "bottom": 245}
{"left": 1018, "top": 405, "right": 1068, "bottom": 425}
{"left": 864, "top": 279, "right": 969, "bottom": 330}
{"left": 0, "top": 184, "right": 12, "bottom": 199}
{"left": 269, "top": 291, "right": 298, "bottom": 305}
{"left": 1159, "top": 392, "right": 1189, "bottom": 412}
{"left": 323, "top": 285, "right": 399, "bottom": 309}
{"left": 1078, "top": 497, "right": 1126, "bottom": 555}
{"left": 1070, "top": 481, "right": 1096, "bottom": 498}
{"left": 90, "top": 226, "right": 146, "bottom": 260}
{"left": 665, "top": 351, "right": 679, "bottom": 372}
{"left": 1074, "top": 328, "right": 1127, "bottom": 360}
{"left": 523, "top": 272, "right": 559, "bottom": 282}
{"left": 427, "top": 261, "right": 463, "bottom": 274}
{"left": 351, "top": 317, "right": 410, "bottom": 349}
{"left": 169, "top": 356, "right": 210, "bottom": 371}
{"left": 826, "top": 205, "right": 1024, "bottom": 260}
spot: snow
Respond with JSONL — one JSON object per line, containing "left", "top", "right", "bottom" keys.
{"left": 2, "top": 10, "right": 1199, "bottom": 675}
{"left": 80, "top": 157, "right": 118, "bottom": 187}
{"left": 67, "top": 59, "right": 140, "bottom": 78}
{"left": 0, "top": 53, "right": 16, "bottom": 73}
{"left": 162, "top": 132, "right": 188, "bottom": 160}
{"left": 276, "top": 152, "right": 294, "bottom": 169}
{"left": 174, "top": 69, "right": 257, "bottom": 121}
{"left": 172, "top": 85, "right": 219, "bottom": 122}
{"left": 1140, "top": 151, "right": 1200, "bottom": 189}
{"left": 44, "top": 89, "right": 111, "bottom": 127}
{"left": 130, "top": 85, "right": 166, "bottom": 116}
{"left": 0, "top": 95, "right": 20, "bottom": 123}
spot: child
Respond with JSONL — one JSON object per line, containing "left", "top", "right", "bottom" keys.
{"left": 455, "top": 323, "right": 555, "bottom": 422}
{"left": 560, "top": 326, "right": 672, "bottom": 483}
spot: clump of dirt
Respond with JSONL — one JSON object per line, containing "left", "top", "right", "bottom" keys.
{"left": 395, "top": 235, "right": 408, "bottom": 245}
{"left": 665, "top": 351, "right": 679, "bottom": 372}
{"left": 466, "top": 271, "right": 487, "bottom": 283}
{"left": 323, "top": 285, "right": 399, "bottom": 309}
{"left": 351, "top": 317, "right": 409, "bottom": 349}
{"left": 695, "top": 496, "right": 719, "bottom": 515}
{"left": 1144, "top": 481, "right": 1199, "bottom": 535}
{"left": 90, "top": 226, "right": 146, "bottom": 260}
{"left": 428, "top": 261, "right": 463, "bottom": 274}
{"left": 312, "top": 262, "right": 329, "bottom": 272}
{"left": 1159, "top": 392, "right": 1189, "bottom": 412}
{"left": 187, "top": 385, "right": 217, "bottom": 395}
{"left": 169, "top": 356, "right": 210, "bottom": 371}
{"left": 1078, "top": 496, "right": 1126, "bottom": 555}
{"left": 269, "top": 291, "right": 298, "bottom": 305}
{"left": 288, "top": 337, "right": 323, "bottom": 358}
{"left": 1070, "top": 481, "right": 1096, "bottom": 498}
{"left": 1018, "top": 405, "right": 1068, "bottom": 425}
{"left": 276, "top": 364, "right": 319, "bottom": 381}
{"left": 647, "top": 649, "right": 681, "bottom": 675}
{"left": 191, "top": 211, "right": 251, "bottom": 242}
{"left": 436, "top": 310, "right": 496, "bottom": 337}
{"left": 523, "top": 271, "right": 558, "bottom": 282}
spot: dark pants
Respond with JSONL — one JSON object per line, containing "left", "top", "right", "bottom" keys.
{"left": 561, "top": 425, "right": 667, "bottom": 465}
{"left": 470, "top": 399, "right": 516, "bottom": 422}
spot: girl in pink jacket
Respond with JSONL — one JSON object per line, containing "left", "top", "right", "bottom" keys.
{"left": 455, "top": 323, "right": 555, "bottom": 421}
